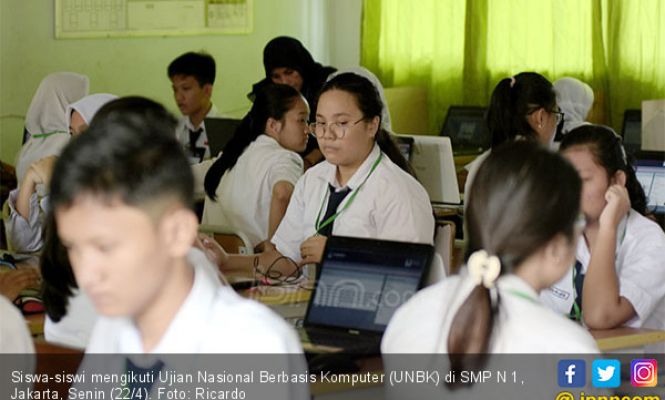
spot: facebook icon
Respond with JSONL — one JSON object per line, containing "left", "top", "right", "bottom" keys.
{"left": 558, "top": 360, "right": 586, "bottom": 387}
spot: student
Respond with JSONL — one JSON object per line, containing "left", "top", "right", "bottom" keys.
{"left": 16, "top": 72, "right": 89, "bottom": 184}
{"left": 167, "top": 51, "right": 218, "bottom": 162}
{"left": 553, "top": 77, "right": 594, "bottom": 136}
{"left": 464, "top": 72, "right": 562, "bottom": 197}
{"left": 541, "top": 125, "right": 665, "bottom": 334}
{"left": 5, "top": 93, "right": 116, "bottom": 253}
{"left": 250, "top": 36, "right": 337, "bottom": 169}
{"left": 39, "top": 97, "right": 178, "bottom": 350}
{"left": 382, "top": 142, "right": 597, "bottom": 368}
{"left": 202, "top": 84, "right": 309, "bottom": 248}
{"left": 209, "top": 72, "right": 433, "bottom": 278}
{"left": 49, "top": 100, "right": 305, "bottom": 361}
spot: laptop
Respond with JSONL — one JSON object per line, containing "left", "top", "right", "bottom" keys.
{"left": 298, "top": 236, "right": 433, "bottom": 354}
{"left": 398, "top": 134, "right": 461, "bottom": 205}
{"left": 440, "top": 106, "right": 490, "bottom": 156}
{"left": 621, "top": 109, "right": 642, "bottom": 155}
{"left": 634, "top": 151, "right": 665, "bottom": 214}
{"left": 204, "top": 117, "right": 242, "bottom": 157}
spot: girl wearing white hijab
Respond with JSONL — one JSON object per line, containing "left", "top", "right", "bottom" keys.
{"left": 6, "top": 93, "right": 116, "bottom": 253}
{"left": 553, "top": 77, "right": 594, "bottom": 135}
{"left": 16, "top": 72, "right": 90, "bottom": 183}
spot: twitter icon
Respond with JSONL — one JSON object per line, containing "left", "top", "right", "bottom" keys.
{"left": 592, "top": 360, "right": 621, "bottom": 388}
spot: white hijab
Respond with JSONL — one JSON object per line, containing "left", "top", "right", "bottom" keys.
{"left": 554, "top": 77, "right": 594, "bottom": 135}
{"left": 326, "top": 66, "right": 393, "bottom": 134}
{"left": 66, "top": 93, "right": 118, "bottom": 133}
{"left": 24, "top": 72, "right": 90, "bottom": 138}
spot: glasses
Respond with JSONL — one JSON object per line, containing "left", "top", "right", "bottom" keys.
{"left": 551, "top": 110, "right": 565, "bottom": 125}
{"left": 308, "top": 118, "right": 365, "bottom": 140}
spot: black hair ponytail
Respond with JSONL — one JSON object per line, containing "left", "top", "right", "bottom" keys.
{"left": 204, "top": 84, "right": 302, "bottom": 200}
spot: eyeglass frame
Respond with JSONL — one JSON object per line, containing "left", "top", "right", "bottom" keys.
{"left": 308, "top": 117, "right": 366, "bottom": 140}
{"left": 526, "top": 106, "right": 565, "bottom": 126}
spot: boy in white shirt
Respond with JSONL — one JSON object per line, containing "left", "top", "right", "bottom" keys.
{"left": 49, "top": 99, "right": 307, "bottom": 399}
{"left": 168, "top": 51, "right": 219, "bottom": 162}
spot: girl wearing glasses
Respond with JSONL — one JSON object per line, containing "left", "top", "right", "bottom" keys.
{"left": 204, "top": 72, "right": 434, "bottom": 280}
{"left": 202, "top": 84, "right": 309, "bottom": 250}
{"left": 464, "top": 72, "right": 562, "bottom": 200}
{"left": 382, "top": 142, "right": 597, "bottom": 396}
{"left": 541, "top": 125, "right": 665, "bottom": 342}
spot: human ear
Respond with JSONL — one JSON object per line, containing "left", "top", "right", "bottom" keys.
{"left": 266, "top": 117, "right": 282, "bottom": 137}
{"left": 612, "top": 170, "right": 627, "bottom": 187}
{"left": 203, "top": 83, "right": 213, "bottom": 98}
{"left": 368, "top": 116, "right": 380, "bottom": 139}
{"left": 160, "top": 208, "right": 199, "bottom": 258}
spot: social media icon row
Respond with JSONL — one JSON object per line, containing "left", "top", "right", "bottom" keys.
{"left": 557, "top": 359, "right": 658, "bottom": 388}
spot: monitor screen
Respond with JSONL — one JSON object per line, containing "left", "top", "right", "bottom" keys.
{"left": 635, "top": 154, "right": 665, "bottom": 214}
{"left": 305, "top": 237, "right": 432, "bottom": 333}
{"left": 440, "top": 106, "right": 490, "bottom": 154}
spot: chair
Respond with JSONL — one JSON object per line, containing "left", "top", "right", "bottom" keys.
{"left": 198, "top": 224, "right": 254, "bottom": 255}
{"left": 434, "top": 220, "right": 456, "bottom": 275}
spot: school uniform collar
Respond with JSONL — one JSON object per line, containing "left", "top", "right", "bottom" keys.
{"left": 497, "top": 274, "right": 540, "bottom": 305}
{"left": 577, "top": 212, "right": 629, "bottom": 273}
{"left": 319, "top": 143, "right": 382, "bottom": 191}
{"left": 183, "top": 103, "right": 218, "bottom": 131}
{"left": 118, "top": 248, "right": 222, "bottom": 353}
{"left": 256, "top": 133, "right": 281, "bottom": 148}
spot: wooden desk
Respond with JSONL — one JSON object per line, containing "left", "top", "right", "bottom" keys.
{"left": 591, "top": 327, "right": 665, "bottom": 352}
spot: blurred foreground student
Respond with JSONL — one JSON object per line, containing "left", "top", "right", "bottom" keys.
{"left": 40, "top": 97, "right": 165, "bottom": 350}
{"left": 48, "top": 99, "right": 306, "bottom": 390}
{"left": 382, "top": 142, "right": 598, "bottom": 354}
{"left": 202, "top": 84, "right": 309, "bottom": 248}
{"left": 204, "top": 73, "right": 433, "bottom": 279}
{"left": 542, "top": 125, "right": 665, "bottom": 335}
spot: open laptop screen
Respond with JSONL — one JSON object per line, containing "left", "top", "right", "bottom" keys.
{"left": 635, "top": 152, "right": 665, "bottom": 214}
{"left": 305, "top": 237, "right": 433, "bottom": 333}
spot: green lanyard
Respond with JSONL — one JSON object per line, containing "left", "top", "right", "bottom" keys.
{"left": 315, "top": 152, "right": 383, "bottom": 234}
{"left": 31, "top": 130, "right": 67, "bottom": 139}
{"left": 506, "top": 288, "right": 539, "bottom": 305}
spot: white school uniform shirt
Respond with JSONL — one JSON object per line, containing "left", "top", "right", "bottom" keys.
{"left": 202, "top": 135, "right": 304, "bottom": 247}
{"left": 382, "top": 272, "right": 599, "bottom": 400}
{"left": 272, "top": 144, "right": 435, "bottom": 262}
{"left": 84, "top": 248, "right": 303, "bottom": 353}
{"left": 541, "top": 210, "right": 665, "bottom": 332}
{"left": 382, "top": 271, "right": 599, "bottom": 354}
{"left": 175, "top": 103, "right": 220, "bottom": 162}
{"left": 44, "top": 289, "right": 97, "bottom": 350}
{"left": 76, "top": 248, "right": 308, "bottom": 399}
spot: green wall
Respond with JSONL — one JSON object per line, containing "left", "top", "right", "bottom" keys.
{"left": 0, "top": 0, "right": 333, "bottom": 164}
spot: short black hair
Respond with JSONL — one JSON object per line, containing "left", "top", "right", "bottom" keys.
{"left": 49, "top": 98, "right": 193, "bottom": 213}
{"left": 167, "top": 51, "right": 216, "bottom": 86}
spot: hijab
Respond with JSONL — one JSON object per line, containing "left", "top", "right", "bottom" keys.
{"left": 554, "top": 77, "right": 594, "bottom": 135}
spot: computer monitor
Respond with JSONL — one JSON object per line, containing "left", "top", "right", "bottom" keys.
{"left": 439, "top": 106, "right": 490, "bottom": 156}
{"left": 205, "top": 117, "right": 242, "bottom": 157}
{"left": 621, "top": 109, "right": 642, "bottom": 155}
{"left": 398, "top": 134, "right": 461, "bottom": 205}
{"left": 634, "top": 151, "right": 665, "bottom": 214}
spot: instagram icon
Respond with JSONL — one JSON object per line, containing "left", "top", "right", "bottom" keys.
{"left": 631, "top": 359, "right": 657, "bottom": 387}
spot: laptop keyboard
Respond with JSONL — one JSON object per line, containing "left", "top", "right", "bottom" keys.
{"left": 302, "top": 329, "right": 380, "bottom": 353}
